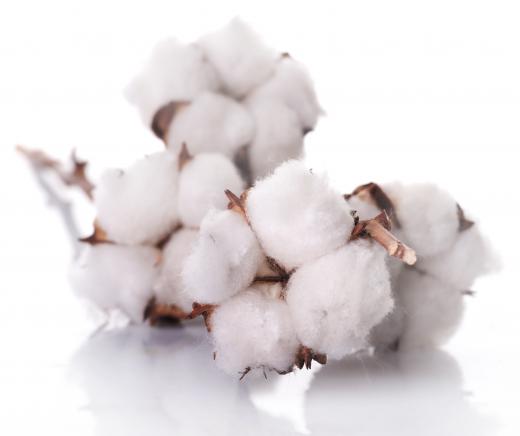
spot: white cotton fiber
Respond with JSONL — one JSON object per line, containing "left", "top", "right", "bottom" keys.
{"left": 177, "top": 153, "right": 244, "bottom": 227}
{"left": 198, "top": 18, "right": 277, "bottom": 98}
{"left": 69, "top": 244, "right": 160, "bottom": 322}
{"left": 125, "top": 39, "right": 220, "bottom": 125}
{"left": 154, "top": 228, "right": 199, "bottom": 312}
{"left": 211, "top": 288, "right": 299, "bottom": 375}
{"left": 369, "top": 292, "right": 405, "bottom": 351}
{"left": 94, "top": 152, "right": 179, "bottom": 245}
{"left": 396, "top": 268, "right": 464, "bottom": 350}
{"left": 418, "top": 226, "right": 497, "bottom": 290}
{"left": 166, "top": 92, "right": 255, "bottom": 157}
{"left": 245, "top": 99, "right": 304, "bottom": 181}
{"left": 247, "top": 56, "right": 322, "bottom": 131}
{"left": 182, "top": 209, "right": 263, "bottom": 304}
{"left": 383, "top": 182, "right": 459, "bottom": 258}
{"left": 346, "top": 195, "right": 381, "bottom": 221}
{"left": 286, "top": 241, "right": 393, "bottom": 359}
{"left": 247, "top": 160, "right": 352, "bottom": 269}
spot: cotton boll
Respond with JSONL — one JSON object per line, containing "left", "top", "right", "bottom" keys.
{"left": 247, "top": 56, "right": 322, "bottom": 131}
{"left": 418, "top": 226, "right": 497, "bottom": 290}
{"left": 286, "top": 241, "right": 393, "bottom": 359}
{"left": 69, "top": 244, "right": 160, "bottom": 322}
{"left": 383, "top": 182, "right": 459, "bottom": 258}
{"left": 369, "top": 293, "right": 405, "bottom": 351}
{"left": 177, "top": 153, "right": 244, "bottom": 227}
{"left": 245, "top": 99, "right": 304, "bottom": 181}
{"left": 397, "top": 268, "right": 464, "bottom": 350}
{"left": 247, "top": 160, "right": 352, "bottom": 269}
{"left": 94, "top": 152, "right": 179, "bottom": 245}
{"left": 182, "top": 210, "right": 263, "bottom": 304}
{"left": 198, "top": 18, "right": 277, "bottom": 98}
{"left": 154, "top": 228, "right": 199, "bottom": 312}
{"left": 125, "top": 40, "right": 220, "bottom": 126}
{"left": 211, "top": 289, "right": 299, "bottom": 375}
{"left": 166, "top": 92, "right": 255, "bottom": 157}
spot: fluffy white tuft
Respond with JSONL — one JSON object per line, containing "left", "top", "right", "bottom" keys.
{"left": 182, "top": 209, "right": 263, "bottom": 304}
{"left": 94, "top": 152, "right": 179, "bottom": 245}
{"left": 177, "top": 153, "right": 244, "bottom": 227}
{"left": 211, "top": 288, "right": 299, "bottom": 375}
{"left": 166, "top": 92, "right": 255, "bottom": 157}
{"left": 247, "top": 56, "right": 322, "bottom": 131}
{"left": 245, "top": 99, "right": 304, "bottom": 181}
{"left": 125, "top": 40, "right": 220, "bottom": 125}
{"left": 247, "top": 160, "right": 353, "bottom": 269}
{"left": 383, "top": 182, "right": 459, "bottom": 257}
{"left": 154, "top": 228, "right": 199, "bottom": 312}
{"left": 198, "top": 18, "right": 277, "bottom": 98}
{"left": 286, "top": 241, "right": 393, "bottom": 359}
{"left": 69, "top": 244, "right": 160, "bottom": 322}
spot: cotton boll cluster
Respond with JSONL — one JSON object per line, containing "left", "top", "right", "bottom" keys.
{"left": 127, "top": 18, "right": 321, "bottom": 184}
{"left": 183, "top": 160, "right": 404, "bottom": 376}
{"left": 69, "top": 244, "right": 160, "bottom": 323}
{"left": 346, "top": 181, "right": 496, "bottom": 351}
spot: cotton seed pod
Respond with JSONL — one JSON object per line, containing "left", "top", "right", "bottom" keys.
{"left": 286, "top": 240, "right": 393, "bottom": 359}
{"left": 210, "top": 288, "right": 299, "bottom": 376}
{"left": 94, "top": 151, "right": 179, "bottom": 245}
{"left": 177, "top": 152, "right": 245, "bottom": 227}
{"left": 182, "top": 209, "right": 264, "bottom": 305}
{"left": 154, "top": 228, "right": 199, "bottom": 313}
{"left": 165, "top": 92, "right": 255, "bottom": 158}
{"left": 247, "top": 160, "right": 353, "bottom": 269}
{"left": 125, "top": 39, "right": 220, "bottom": 126}
{"left": 69, "top": 244, "right": 160, "bottom": 322}
{"left": 198, "top": 18, "right": 278, "bottom": 98}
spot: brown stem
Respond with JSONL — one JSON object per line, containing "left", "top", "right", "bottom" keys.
{"left": 17, "top": 145, "right": 94, "bottom": 199}
{"left": 144, "top": 298, "right": 190, "bottom": 325}
{"left": 350, "top": 212, "right": 416, "bottom": 265}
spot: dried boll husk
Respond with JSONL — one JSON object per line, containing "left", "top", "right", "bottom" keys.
{"left": 165, "top": 92, "right": 255, "bottom": 157}
{"left": 197, "top": 18, "right": 278, "bottom": 98}
{"left": 286, "top": 240, "right": 393, "bottom": 359}
{"left": 69, "top": 244, "right": 160, "bottom": 323}
{"left": 182, "top": 209, "right": 264, "bottom": 305}
{"left": 210, "top": 287, "right": 299, "bottom": 376}
{"left": 125, "top": 39, "right": 220, "bottom": 127}
{"left": 94, "top": 151, "right": 179, "bottom": 246}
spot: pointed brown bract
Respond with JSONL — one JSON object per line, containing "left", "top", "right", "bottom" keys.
{"left": 79, "top": 220, "right": 112, "bottom": 245}
{"left": 239, "top": 366, "right": 251, "bottom": 380}
{"left": 150, "top": 101, "right": 189, "bottom": 142}
{"left": 457, "top": 203, "right": 475, "bottom": 232}
{"left": 295, "top": 345, "right": 327, "bottom": 370}
{"left": 225, "top": 189, "right": 249, "bottom": 221}
{"left": 144, "top": 297, "right": 190, "bottom": 325}
{"left": 350, "top": 212, "right": 416, "bottom": 265}
{"left": 177, "top": 142, "right": 193, "bottom": 171}
{"left": 189, "top": 302, "right": 216, "bottom": 332}
{"left": 346, "top": 182, "right": 401, "bottom": 228}
{"left": 17, "top": 144, "right": 95, "bottom": 199}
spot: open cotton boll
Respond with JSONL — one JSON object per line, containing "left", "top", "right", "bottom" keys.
{"left": 166, "top": 92, "right": 255, "bottom": 157}
{"left": 397, "top": 268, "right": 464, "bottom": 350}
{"left": 286, "top": 241, "right": 393, "bottom": 359}
{"left": 125, "top": 39, "right": 220, "bottom": 126}
{"left": 383, "top": 182, "right": 459, "bottom": 258}
{"left": 94, "top": 152, "right": 179, "bottom": 245}
{"left": 247, "top": 160, "right": 352, "bottom": 269}
{"left": 198, "top": 18, "right": 277, "bottom": 98}
{"left": 182, "top": 209, "right": 263, "bottom": 304}
{"left": 211, "top": 288, "right": 299, "bottom": 375}
{"left": 177, "top": 153, "right": 244, "bottom": 227}
{"left": 245, "top": 99, "right": 304, "bottom": 181}
{"left": 247, "top": 56, "right": 322, "bottom": 131}
{"left": 69, "top": 244, "right": 160, "bottom": 322}
{"left": 154, "top": 228, "right": 199, "bottom": 312}
{"left": 418, "top": 226, "right": 497, "bottom": 290}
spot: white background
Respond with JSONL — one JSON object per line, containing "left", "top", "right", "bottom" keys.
{"left": 0, "top": 1, "right": 519, "bottom": 435}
